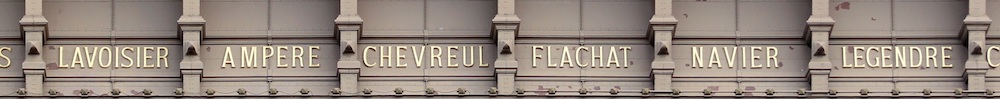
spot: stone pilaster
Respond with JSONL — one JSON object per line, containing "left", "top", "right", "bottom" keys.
{"left": 806, "top": 0, "right": 835, "bottom": 95}
{"left": 649, "top": 0, "right": 677, "bottom": 94}
{"left": 492, "top": 0, "right": 520, "bottom": 95}
{"left": 335, "top": 0, "right": 363, "bottom": 94}
{"left": 177, "top": 0, "right": 206, "bottom": 96}
{"left": 964, "top": 0, "right": 991, "bottom": 95}
{"left": 19, "top": 0, "right": 47, "bottom": 96}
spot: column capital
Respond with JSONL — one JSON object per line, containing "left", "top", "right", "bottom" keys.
{"left": 20, "top": 8, "right": 47, "bottom": 96}
{"left": 805, "top": 0, "right": 835, "bottom": 93}
{"left": 181, "top": 70, "right": 203, "bottom": 75}
{"left": 649, "top": 0, "right": 677, "bottom": 92}
{"left": 20, "top": 26, "right": 46, "bottom": 71}
{"left": 19, "top": 15, "right": 48, "bottom": 26}
{"left": 492, "top": 0, "right": 520, "bottom": 94}
{"left": 336, "top": 0, "right": 364, "bottom": 93}
{"left": 806, "top": 17, "right": 835, "bottom": 27}
{"left": 335, "top": 0, "right": 363, "bottom": 29}
{"left": 178, "top": 0, "right": 206, "bottom": 95}
{"left": 964, "top": 0, "right": 991, "bottom": 29}
{"left": 492, "top": 0, "right": 520, "bottom": 24}
{"left": 963, "top": 0, "right": 992, "bottom": 70}
{"left": 806, "top": 0, "right": 834, "bottom": 26}
{"left": 492, "top": 16, "right": 521, "bottom": 24}
{"left": 19, "top": 0, "right": 47, "bottom": 25}
{"left": 650, "top": 0, "right": 677, "bottom": 25}
{"left": 649, "top": 17, "right": 677, "bottom": 26}
{"left": 964, "top": 0, "right": 991, "bottom": 92}
{"left": 178, "top": 0, "right": 205, "bottom": 25}
{"left": 178, "top": 16, "right": 206, "bottom": 25}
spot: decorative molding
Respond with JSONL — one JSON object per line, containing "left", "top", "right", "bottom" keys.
{"left": 806, "top": 0, "right": 834, "bottom": 95}
{"left": 649, "top": 0, "right": 677, "bottom": 95}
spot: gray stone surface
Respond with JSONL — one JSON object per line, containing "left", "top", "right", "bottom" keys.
{"left": 0, "top": 0, "right": 993, "bottom": 98}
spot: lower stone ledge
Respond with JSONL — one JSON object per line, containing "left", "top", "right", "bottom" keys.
{"left": 1, "top": 94, "right": 993, "bottom": 98}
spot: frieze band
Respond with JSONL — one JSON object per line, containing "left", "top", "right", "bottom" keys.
{"left": 0, "top": 0, "right": 995, "bottom": 98}
{"left": 56, "top": 46, "right": 170, "bottom": 69}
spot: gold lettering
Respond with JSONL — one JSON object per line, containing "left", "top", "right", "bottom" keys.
{"left": 743, "top": 47, "right": 748, "bottom": 67}
{"left": 941, "top": 47, "right": 952, "bottom": 68}
{"left": 277, "top": 46, "right": 288, "bottom": 68}
{"left": 59, "top": 47, "right": 69, "bottom": 68}
{"left": 100, "top": 47, "right": 113, "bottom": 68}
{"left": 262, "top": 46, "right": 273, "bottom": 67}
{"left": 395, "top": 46, "right": 407, "bottom": 68}
{"left": 751, "top": 47, "right": 762, "bottom": 68}
{"left": 464, "top": 46, "right": 475, "bottom": 67}
{"left": 136, "top": 47, "right": 142, "bottom": 68}
{"left": 431, "top": 46, "right": 443, "bottom": 67}
{"left": 478, "top": 46, "right": 488, "bottom": 67}
{"left": 292, "top": 46, "right": 305, "bottom": 67}
{"left": 222, "top": 47, "right": 235, "bottom": 68}
{"left": 308, "top": 46, "right": 320, "bottom": 67}
{"left": 842, "top": 47, "right": 851, "bottom": 67}
{"left": 708, "top": 47, "right": 721, "bottom": 68}
{"left": 559, "top": 46, "right": 573, "bottom": 67}
{"left": 926, "top": 47, "right": 937, "bottom": 67}
{"left": 880, "top": 47, "right": 892, "bottom": 68}
{"left": 724, "top": 47, "right": 737, "bottom": 68}
{"left": 241, "top": 47, "right": 258, "bottom": 68}
{"left": 363, "top": 46, "right": 377, "bottom": 67}
{"left": 546, "top": 46, "right": 556, "bottom": 68}
{"left": 157, "top": 47, "right": 168, "bottom": 67}
{"left": 576, "top": 47, "right": 589, "bottom": 67}
{"left": 72, "top": 47, "right": 84, "bottom": 68}
{"left": 866, "top": 47, "right": 879, "bottom": 67}
{"left": 0, "top": 47, "right": 10, "bottom": 68}
{"left": 622, "top": 47, "right": 631, "bottom": 68}
{"left": 412, "top": 46, "right": 426, "bottom": 67}
{"left": 692, "top": 47, "right": 703, "bottom": 68}
{"left": 910, "top": 47, "right": 923, "bottom": 67}
{"left": 895, "top": 47, "right": 907, "bottom": 67}
{"left": 853, "top": 47, "right": 864, "bottom": 67}
{"left": 593, "top": 46, "right": 603, "bottom": 68}
{"left": 990, "top": 46, "right": 1000, "bottom": 67}
{"left": 378, "top": 46, "right": 388, "bottom": 67}
{"left": 766, "top": 47, "right": 778, "bottom": 67}
{"left": 447, "top": 46, "right": 459, "bottom": 68}
{"left": 143, "top": 47, "right": 154, "bottom": 68}
{"left": 607, "top": 47, "right": 620, "bottom": 67}
{"left": 85, "top": 47, "right": 98, "bottom": 67}
{"left": 532, "top": 46, "right": 542, "bottom": 67}
{"left": 121, "top": 47, "right": 134, "bottom": 68}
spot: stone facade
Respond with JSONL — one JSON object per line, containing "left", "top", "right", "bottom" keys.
{"left": 0, "top": 0, "right": 993, "bottom": 98}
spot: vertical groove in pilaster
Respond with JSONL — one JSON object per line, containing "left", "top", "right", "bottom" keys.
{"left": 19, "top": 0, "right": 48, "bottom": 96}
{"left": 335, "top": 0, "right": 363, "bottom": 94}
{"left": 963, "top": 0, "right": 991, "bottom": 94}
{"left": 177, "top": 0, "right": 206, "bottom": 96}
{"left": 649, "top": 0, "right": 678, "bottom": 94}
{"left": 806, "top": 0, "right": 834, "bottom": 95}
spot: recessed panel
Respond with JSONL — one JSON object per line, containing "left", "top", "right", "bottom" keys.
{"left": 891, "top": 0, "right": 966, "bottom": 38}
{"left": 113, "top": 0, "right": 182, "bottom": 38}
{"left": 425, "top": 0, "right": 495, "bottom": 37}
{"left": 829, "top": 0, "right": 892, "bottom": 38}
{"left": 736, "top": 0, "right": 809, "bottom": 38}
{"left": 517, "top": 0, "right": 581, "bottom": 37}
{"left": 580, "top": 0, "right": 652, "bottom": 38}
{"left": 359, "top": 0, "right": 425, "bottom": 37}
{"left": 674, "top": 0, "right": 736, "bottom": 38}
{"left": 0, "top": 0, "right": 23, "bottom": 38}
{"left": 202, "top": 0, "right": 269, "bottom": 38}
{"left": 45, "top": 0, "right": 113, "bottom": 38}
{"left": 270, "top": 0, "right": 339, "bottom": 38}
